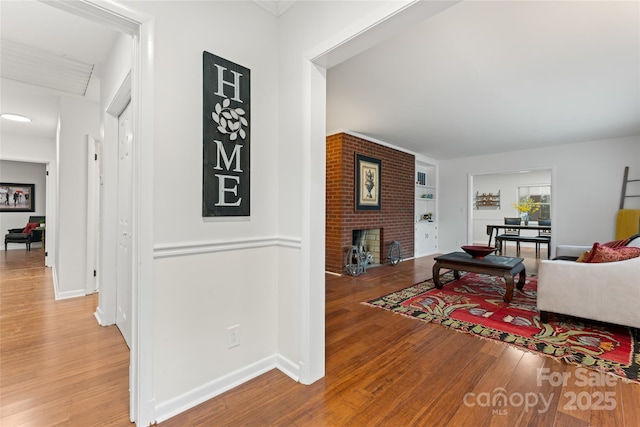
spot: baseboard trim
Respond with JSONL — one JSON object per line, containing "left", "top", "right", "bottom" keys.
{"left": 154, "top": 236, "right": 302, "bottom": 259}
{"left": 51, "top": 266, "right": 59, "bottom": 298}
{"left": 94, "top": 306, "right": 108, "bottom": 326}
{"left": 55, "top": 288, "right": 86, "bottom": 300}
{"left": 51, "top": 266, "right": 87, "bottom": 300}
{"left": 154, "top": 353, "right": 300, "bottom": 424}
{"left": 275, "top": 354, "right": 300, "bottom": 382}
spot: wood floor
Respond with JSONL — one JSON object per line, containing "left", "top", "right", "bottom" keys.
{"left": 1, "top": 248, "right": 638, "bottom": 426}
{"left": 0, "top": 249, "right": 130, "bottom": 426}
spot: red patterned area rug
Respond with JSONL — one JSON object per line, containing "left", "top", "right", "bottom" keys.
{"left": 364, "top": 272, "right": 639, "bottom": 384}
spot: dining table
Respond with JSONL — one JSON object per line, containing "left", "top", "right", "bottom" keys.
{"left": 485, "top": 223, "right": 551, "bottom": 248}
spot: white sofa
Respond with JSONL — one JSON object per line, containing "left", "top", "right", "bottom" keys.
{"left": 537, "top": 236, "right": 640, "bottom": 329}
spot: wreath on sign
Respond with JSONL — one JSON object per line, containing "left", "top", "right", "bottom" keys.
{"left": 212, "top": 98, "right": 248, "bottom": 142}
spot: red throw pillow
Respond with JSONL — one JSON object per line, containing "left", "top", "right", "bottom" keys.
{"left": 22, "top": 222, "right": 40, "bottom": 234}
{"left": 583, "top": 242, "right": 640, "bottom": 263}
{"left": 603, "top": 238, "right": 631, "bottom": 248}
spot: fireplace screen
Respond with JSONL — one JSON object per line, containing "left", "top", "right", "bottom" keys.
{"left": 352, "top": 228, "right": 381, "bottom": 265}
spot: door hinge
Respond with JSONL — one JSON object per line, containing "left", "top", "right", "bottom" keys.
{"left": 46, "top": 171, "right": 49, "bottom": 176}
{"left": 93, "top": 269, "right": 97, "bottom": 277}
{"left": 95, "top": 153, "right": 98, "bottom": 161}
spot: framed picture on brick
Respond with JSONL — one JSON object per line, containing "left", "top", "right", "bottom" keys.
{"left": 355, "top": 154, "right": 381, "bottom": 210}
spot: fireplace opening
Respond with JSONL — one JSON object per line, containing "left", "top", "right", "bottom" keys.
{"left": 352, "top": 228, "right": 381, "bottom": 266}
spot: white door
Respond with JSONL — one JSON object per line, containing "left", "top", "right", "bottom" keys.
{"left": 117, "top": 102, "right": 133, "bottom": 348}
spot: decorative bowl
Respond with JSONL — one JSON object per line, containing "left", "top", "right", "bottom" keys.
{"left": 461, "top": 245, "right": 496, "bottom": 258}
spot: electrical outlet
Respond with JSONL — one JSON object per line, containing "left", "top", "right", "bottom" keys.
{"left": 227, "top": 325, "right": 240, "bottom": 348}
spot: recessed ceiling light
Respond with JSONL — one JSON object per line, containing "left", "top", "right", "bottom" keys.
{"left": 1, "top": 113, "right": 32, "bottom": 123}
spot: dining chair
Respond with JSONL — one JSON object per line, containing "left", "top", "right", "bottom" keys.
{"left": 537, "top": 218, "right": 552, "bottom": 257}
{"left": 496, "top": 217, "right": 522, "bottom": 255}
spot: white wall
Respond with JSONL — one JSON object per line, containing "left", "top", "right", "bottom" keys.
{"left": 56, "top": 97, "right": 100, "bottom": 298}
{"left": 149, "top": 1, "right": 279, "bottom": 245}
{"left": 115, "top": 1, "right": 281, "bottom": 419}
{"left": 472, "top": 169, "right": 551, "bottom": 244}
{"left": 0, "top": 160, "right": 47, "bottom": 243}
{"left": 439, "top": 135, "right": 640, "bottom": 254}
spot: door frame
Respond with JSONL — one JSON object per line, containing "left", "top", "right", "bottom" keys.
{"left": 467, "top": 168, "right": 556, "bottom": 257}
{"left": 305, "top": 0, "right": 460, "bottom": 385}
{"left": 86, "top": 135, "right": 99, "bottom": 294}
{"left": 0, "top": 156, "right": 54, "bottom": 266}
{"left": 45, "top": 1, "right": 156, "bottom": 425}
{"left": 115, "top": 100, "right": 133, "bottom": 348}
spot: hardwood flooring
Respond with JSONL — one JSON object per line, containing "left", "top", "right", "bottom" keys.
{"left": 1, "top": 248, "right": 638, "bottom": 426}
{"left": 0, "top": 249, "right": 130, "bottom": 426}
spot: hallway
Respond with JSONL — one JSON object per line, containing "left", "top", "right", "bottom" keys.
{"left": 0, "top": 250, "right": 131, "bottom": 426}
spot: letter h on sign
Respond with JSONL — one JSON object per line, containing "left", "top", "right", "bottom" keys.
{"left": 202, "top": 51, "right": 251, "bottom": 216}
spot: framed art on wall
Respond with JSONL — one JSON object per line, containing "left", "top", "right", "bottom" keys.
{"left": 202, "top": 51, "right": 251, "bottom": 217}
{"left": 355, "top": 154, "right": 381, "bottom": 210}
{"left": 0, "top": 183, "right": 35, "bottom": 212}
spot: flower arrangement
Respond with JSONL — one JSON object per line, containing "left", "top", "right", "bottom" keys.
{"left": 512, "top": 196, "right": 540, "bottom": 214}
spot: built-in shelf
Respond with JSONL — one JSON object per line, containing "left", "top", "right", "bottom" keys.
{"left": 415, "top": 161, "right": 438, "bottom": 256}
{"left": 416, "top": 185, "right": 436, "bottom": 201}
{"left": 416, "top": 183, "right": 436, "bottom": 214}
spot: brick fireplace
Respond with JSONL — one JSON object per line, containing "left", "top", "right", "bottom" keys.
{"left": 326, "top": 132, "right": 415, "bottom": 274}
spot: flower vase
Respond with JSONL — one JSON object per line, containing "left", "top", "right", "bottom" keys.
{"left": 521, "top": 212, "right": 529, "bottom": 226}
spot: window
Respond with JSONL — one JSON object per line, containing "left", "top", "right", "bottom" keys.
{"left": 517, "top": 185, "right": 551, "bottom": 221}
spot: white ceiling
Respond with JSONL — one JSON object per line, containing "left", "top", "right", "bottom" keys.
{"left": 327, "top": 1, "right": 640, "bottom": 159}
{"left": 0, "top": 0, "right": 119, "bottom": 139}
{"left": 2, "top": 1, "right": 638, "bottom": 161}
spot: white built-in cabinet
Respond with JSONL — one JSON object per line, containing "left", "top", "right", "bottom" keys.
{"left": 415, "top": 160, "right": 438, "bottom": 257}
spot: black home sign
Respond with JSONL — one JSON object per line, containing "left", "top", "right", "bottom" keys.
{"left": 203, "top": 52, "right": 250, "bottom": 216}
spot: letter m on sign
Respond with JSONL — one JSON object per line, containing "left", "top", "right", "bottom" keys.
{"left": 202, "top": 51, "right": 251, "bottom": 217}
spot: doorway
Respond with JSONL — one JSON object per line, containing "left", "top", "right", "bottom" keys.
{"left": 42, "top": 2, "right": 155, "bottom": 425}
{"left": 470, "top": 169, "right": 553, "bottom": 251}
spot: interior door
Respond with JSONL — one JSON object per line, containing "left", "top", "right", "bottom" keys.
{"left": 116, "top": 102, "right": 133, "bottom": 348}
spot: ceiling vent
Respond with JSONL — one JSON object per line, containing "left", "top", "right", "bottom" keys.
{"left": 1, "top": 39, "right": 95, "bottom": 96}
